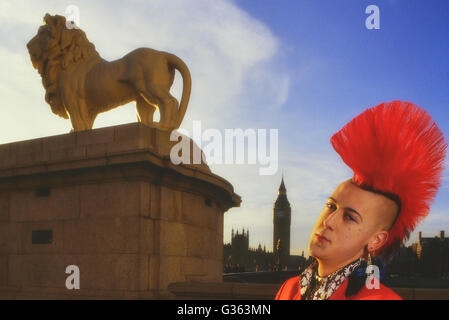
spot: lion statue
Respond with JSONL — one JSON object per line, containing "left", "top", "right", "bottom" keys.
{"left": 27, "top": 13, "right": 191, "bottom": 132}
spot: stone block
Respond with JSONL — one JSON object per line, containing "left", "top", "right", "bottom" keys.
{"left": 203, "top": 199, "right": 218, "bottom": 231}
{"left": 108, "top": 123, "right": 153, "bottom": 154}
{"left": 0, "top": 222, "right": 20, "bottom": 254}
{"left": 181, "top": 191, "right": 205, "bottom": 227}
{"left": 148, "top": 255, "right": 160, "bottom": 291}
{"left": 8, "top": 253, "right": 149, "bottom": 291}
{"left": 159, "top": 255, "right": 184, "bottom": 290}
{"left": 49, "top": 146, "right": 86, "bottom": 162}
{"left": 139, "top": 217, "right": 154, "bottom": 254}
{"left": 0, "top": 151, "right": 15, "bottom": 168}
{"left": 215, "top": 227, "right": 224, "bottom": 261}
{"left": 158, "top": 220, "right": 188, "bottom": 256}
{"left": 149, "top": 184, "right": 161, "bottom": 219}
{"left": 185, "top": 225, "right": 216, "bottom": 259}
{"left": 138, "top": 255, "right": 151, "bottom": 291}
{"left": 0, "top": 192, "right": 9, "bottom": 221}
{"left": 0, "top": 255, "right": 8, "bottom": 286}
{"left": 160, "top": 186, "right": 183, "bottom": 222}
{"left": 153, "top": 130, "right": 172, "bottom": 155}
{"left": 0, "top": 143, "right": 10, "bottom": 157}
{"left": 140, "top": 182, "right": 150, "bottom": 218}
{"left": 181, "top": 256, "right": 219, "bottom": 282}
{"left": 202, "top": 259, "right": 222, "bottom": 281}
{"left": 10, "top": 185, "right": 80, "bottom": 222}
{"left": 393, "top": 287, "right": 413, "bottom": 300}
{"left": 42, "top": 133, "right": 76, "bottom": 152}
{"left": 10, "top": 138, "right": 43, "bottom": 158}
{"left": 76, "top": 254, "right": 149, "bottom": 291}
{"left": 0, "top": 144, "right": 13, "bottom": 168}
{"left": 63, "top": 216, "right": 153, "bottom": 254}
{"left": 231, "top": 283, "right": 279, "bottom": 298}
{"left": 185, "top": 224, "right": 205, "bottom": 258}
{"left": 16, "top": 151, "right": 50, "bottom": 167}
{"left": 168, "top": 281, "right": 233, "bottom": 298}
{"left": 85, "top": 143, "right": 109, "bottom": 158}
{"left": 80, "top": 181, "right": 141, "bottom": 218}
{"left": 414, "top": 288, "right": 448, "bottom": 300}
{"left": 217, "top": 210, "right": 223, "bottom": 237}
{"left": 8, "top": 254, "right": 68, "bottom": 288}
{"left": 75, "top": 126, "right": 114, "bottom": 147}
{"left": 181, "top": 256, "right": 206, "bottom": 277}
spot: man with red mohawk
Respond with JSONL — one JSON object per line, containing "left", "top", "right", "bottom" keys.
{"left": 275, "top": 100, "right": 447, "bottom": 300}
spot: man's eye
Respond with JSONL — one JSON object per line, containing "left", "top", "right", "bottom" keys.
{"left": 326, "top": 203, "right": 336, "bottom": 210}
{"left": 344, "top": 213, "right": 356, "bottom": 222}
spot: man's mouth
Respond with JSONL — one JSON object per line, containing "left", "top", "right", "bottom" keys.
{"left": 315, "top": 233, "right": 330, "bottom": 243}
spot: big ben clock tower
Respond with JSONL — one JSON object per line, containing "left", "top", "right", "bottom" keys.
{"left": 273, "top": 175, "right": 291, "bottom": 270}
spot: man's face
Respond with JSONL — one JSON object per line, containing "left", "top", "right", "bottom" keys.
{"left": 308, "top": 179, "right": 398, "bottom": 265}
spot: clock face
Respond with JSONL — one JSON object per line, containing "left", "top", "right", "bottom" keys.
{"left": 277, "top": 210, "right": 284, "bottom": 218}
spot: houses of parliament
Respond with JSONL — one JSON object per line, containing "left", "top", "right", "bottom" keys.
{"left": 223, "top": 177, "right": 306, "bottom": 273}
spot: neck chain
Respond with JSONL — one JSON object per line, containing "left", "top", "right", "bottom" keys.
{"left": 300, "top": 258, "right": 362, "bottom": 300}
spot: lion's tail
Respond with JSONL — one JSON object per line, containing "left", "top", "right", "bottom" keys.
{"left": 163, "top": 52, "right": 191, "bottom": 128}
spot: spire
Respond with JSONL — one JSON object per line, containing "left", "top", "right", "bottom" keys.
{"left": 278, "top": 173, "right": 286, "bottom": 195}
{"left": 274, "top": 171, "right": 290, "bottom": 209}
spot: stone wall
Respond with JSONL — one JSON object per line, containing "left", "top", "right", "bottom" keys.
{"left": 168, "top": 281, "right": 449, "bottom": 300}
{"left": 0, "top": 123, "right": 240, "bottom": 299}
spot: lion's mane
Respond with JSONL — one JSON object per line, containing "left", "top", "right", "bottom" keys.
{"left": 31, "top": 14, "right": 100, "bottom": 119}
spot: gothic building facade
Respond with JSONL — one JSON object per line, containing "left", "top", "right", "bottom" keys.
{"left": 223, "top": 177, "right": 305, "bottom": 273}
{"left": 223, "top": 229, "right": 274, "bottom": 272}
{"left": 273, "top": 176, "right": 291, "bottom": 270}
{"left": 387, "top": 230, "right": 449, "bottom": 278}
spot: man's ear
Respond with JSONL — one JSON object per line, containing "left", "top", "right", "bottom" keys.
{"left": 368, "top": 231, "right": 389, "bottom": 252}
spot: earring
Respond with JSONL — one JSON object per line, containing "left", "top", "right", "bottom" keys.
{"left": 365, "top": 247, "right": 375, "bottom": 278}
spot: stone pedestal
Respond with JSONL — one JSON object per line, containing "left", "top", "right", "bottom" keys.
{"left": 0, "top": 123, "right": 240, "bottom": 299}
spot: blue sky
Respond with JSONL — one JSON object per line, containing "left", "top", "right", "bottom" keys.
{"left": 0, "top": 0, "right": 448, "bottom": 256}
{"left": 229, "top": 0, "right": 449, "bottom": 253}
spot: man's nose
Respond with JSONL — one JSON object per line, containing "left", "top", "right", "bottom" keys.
{"left": 323, "top": 209, "right": 340, "bottom": 231}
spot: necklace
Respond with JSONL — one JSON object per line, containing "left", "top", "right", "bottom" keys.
{"left": 300, "top": 258, "right": 362, "bottom": 300}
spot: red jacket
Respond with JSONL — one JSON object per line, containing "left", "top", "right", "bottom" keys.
{"left": 275, "top": 275, "right": 403, "bottom": 300}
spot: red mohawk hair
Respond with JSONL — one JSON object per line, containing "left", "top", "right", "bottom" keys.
{"left": 330, "top": 100, "right": 447, "bottom": 260}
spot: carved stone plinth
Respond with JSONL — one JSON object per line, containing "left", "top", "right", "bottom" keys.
{"left": 0, "top": 123, "right": 240, "bottom": 299}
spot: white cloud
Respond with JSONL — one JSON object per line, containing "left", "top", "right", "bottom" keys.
{"left": 0, "top": 0, "right": 294, "bottom": 252}
{"left": 0, "top": 0, "right": 289, "bottom": 143}
{"left": 441, "top": 158, "right": 449, "bottom": 188}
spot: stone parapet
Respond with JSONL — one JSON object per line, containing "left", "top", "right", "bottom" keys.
{"left": 168, "top": 281, "right": 449, "bottom": 300}
{"left": 0, "top": 123, "right": 240, "bottom": 299}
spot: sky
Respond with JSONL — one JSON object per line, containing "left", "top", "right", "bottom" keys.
{"left": 0, "top": 0, "right": 448, "bottom": 257}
